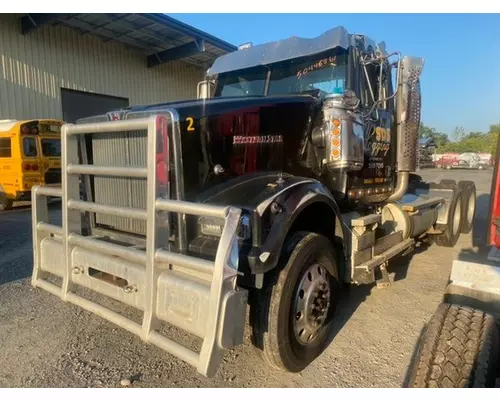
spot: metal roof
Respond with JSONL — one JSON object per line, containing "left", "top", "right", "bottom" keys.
{"left": 19, "top": 13, "right": 238, "bottom": 70}
{"left": 208, "top": 26, "right": 379, "bottom": 76}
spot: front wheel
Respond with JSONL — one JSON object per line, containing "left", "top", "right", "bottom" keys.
{"left": 251, "top": 231, "right": 341, "bottom": 372}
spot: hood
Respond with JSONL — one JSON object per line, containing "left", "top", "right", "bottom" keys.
{"left": 80, "top": 94, "right": 319, "bottom": 202}
{"left": 126, "top": 94, "right": 317, "bottom": 120}
{"left": 77, "top": 94, "right": 318, "bottom": 124}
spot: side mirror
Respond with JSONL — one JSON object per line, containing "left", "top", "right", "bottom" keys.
{"left": 197, "top": 80, "right": 214, "bottom": 99}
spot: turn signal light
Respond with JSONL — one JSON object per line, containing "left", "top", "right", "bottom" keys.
{"left": 331, "top": 148, "right": 341, "bottom": 158}
{"left": 329, "top": 118, "right": 341, "bottom": 160}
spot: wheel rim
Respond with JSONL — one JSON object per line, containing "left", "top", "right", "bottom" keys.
{"left": 452, "top": 198, "right": 462, "bottom": 236}
{"left": 293, "top": 263, "right": 331, "bottom": 345}
{"left": 467, "top": 191, "right": 475, "bottom": 225}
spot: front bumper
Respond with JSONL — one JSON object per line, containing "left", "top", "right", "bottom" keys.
{"left": 31, "top": 115, "right": 248, "bottom": 378}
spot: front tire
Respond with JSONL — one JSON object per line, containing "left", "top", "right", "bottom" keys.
{"left": 251, "top": 231, "right": 340, "bottom": 372}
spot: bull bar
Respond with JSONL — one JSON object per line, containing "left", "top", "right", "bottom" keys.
{"left": 31, "top": 115, "right": 248, "bottom": 378}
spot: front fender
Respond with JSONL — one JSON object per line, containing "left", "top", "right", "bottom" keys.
{"left": 247, "top": 179, "right": 347, "bottom": 275}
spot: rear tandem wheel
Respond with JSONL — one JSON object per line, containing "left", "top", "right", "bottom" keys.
{"left": 434, "top": 183, "right": 464, "bottom": 248}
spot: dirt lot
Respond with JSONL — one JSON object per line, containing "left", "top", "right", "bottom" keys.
{"left": 0, "top": 169, "right": 494, "bottom": 388}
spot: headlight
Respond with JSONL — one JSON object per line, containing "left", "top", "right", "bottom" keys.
{"left": 198, "top": 214, "right": 251, "bottom": 240}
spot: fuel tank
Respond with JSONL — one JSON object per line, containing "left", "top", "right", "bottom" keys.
{"left": 380, "top": 193, "right": 441, "bottom": 239}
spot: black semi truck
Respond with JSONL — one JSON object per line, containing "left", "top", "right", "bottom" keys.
{"left": 30, "top": 26, "right": 476, "bottom": 378}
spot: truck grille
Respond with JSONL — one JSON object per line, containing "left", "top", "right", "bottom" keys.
{"left": 45, "top": 169, "right": 61, "bottom": 184}
{"left": 92, "top": 130, "right": 148, "bottom": 235}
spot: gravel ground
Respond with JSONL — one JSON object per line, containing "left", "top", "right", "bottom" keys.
{"left": 0, "top": 169, "right": 494, "bottom": 388}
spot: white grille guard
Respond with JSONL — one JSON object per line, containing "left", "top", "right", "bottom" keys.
{"left": 31, "top": 115, "right": 248, "bottom": 378}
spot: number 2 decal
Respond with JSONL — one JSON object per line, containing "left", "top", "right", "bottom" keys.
{"left": 186, "top": 117, "right": 195, "bottom": 132}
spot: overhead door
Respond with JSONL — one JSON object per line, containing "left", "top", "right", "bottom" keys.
{"left": 61, "top": 88, "right": 129, "bottom": 123}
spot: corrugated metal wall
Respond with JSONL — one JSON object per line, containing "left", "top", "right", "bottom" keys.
{"left": 0, "top": 14, "right": 204, "bottom": 120}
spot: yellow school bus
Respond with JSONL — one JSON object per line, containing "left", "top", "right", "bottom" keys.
{"left": 0, "top": 119, "right": 63, "bottom": 211}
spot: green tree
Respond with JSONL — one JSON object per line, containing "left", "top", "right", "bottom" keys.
{"left": 489, "top": 124, "right": 500, "bottom": 157}
{"left": 419, "top": 122, "right": 449, "bottom": 147}
{"left": 437, "top": 123, "right": 499, "bottom": 156}
{"left": 467, "top": 131, "right": 485, "bottom": 139}
{"left": 451, "top": 126, "right": 467, "bottom": 142}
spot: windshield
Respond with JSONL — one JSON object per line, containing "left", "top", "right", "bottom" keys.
{"left": 214, "top": 50, "right": 348, "bottom": 98}
{"left": 215, "top": 67, "right": 268, "bottom": 97}
{"left": 41, "top": 138, "right": 61, "bottom": 157}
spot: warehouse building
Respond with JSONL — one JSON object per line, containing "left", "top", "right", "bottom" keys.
{"left": 0, "top": 13, "right": 237, "bottom": 122}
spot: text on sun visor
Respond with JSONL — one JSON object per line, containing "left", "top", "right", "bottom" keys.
{"left": 296, "top": 56, "right": 337, "bottom": 79}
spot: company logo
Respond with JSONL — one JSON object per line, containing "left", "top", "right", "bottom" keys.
{"left": 233, "top": 135, "right": 284, "bottom": 145}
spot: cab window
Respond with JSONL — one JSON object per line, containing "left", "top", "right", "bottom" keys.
{"left": 23, "top": 137, "right": 38, "bottom": 157}
{"left": 0, "top": 138, "right": 11, "bottom": 158}
{"left": 268, "top": 50, "right": 348, "bottom": 96}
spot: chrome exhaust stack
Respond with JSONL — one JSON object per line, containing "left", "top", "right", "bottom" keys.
{"left": 388, "top": 56, "right": 424, "bottom": 202}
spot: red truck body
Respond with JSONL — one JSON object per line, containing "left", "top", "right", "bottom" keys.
{"left": 489, "top": 141, "right": 500, "bottom": 248}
